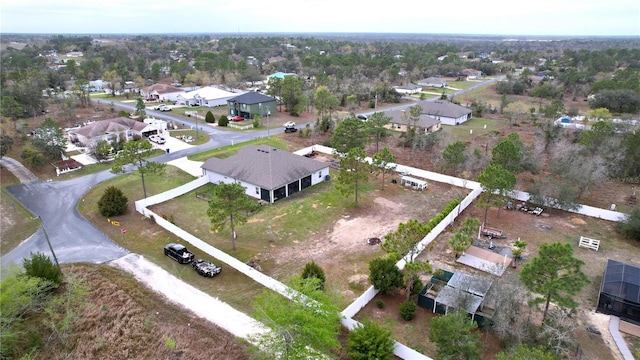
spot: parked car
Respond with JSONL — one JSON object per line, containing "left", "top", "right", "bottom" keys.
{"left": 283, "top": 121, "right": 296, "bottom": 128}
{"left": 357, "top": 114, "right": 368, "bottom": 121}
{"left": 149, "top": 135, "right": 166, "bottom": 144}
{"left": 191, "top": 259, "right": 222, "bottom": 277}
{"left": 231, "top": 116, "right": 245, "bottom": 122}
{"left": 154, "top": 104, "right": 171, "bottom": 111}
{"left": 164, "top": 243, "right": 195, "bottom": 264}
{"left": 284, "top": 126, "right": 298, "bottom": 133}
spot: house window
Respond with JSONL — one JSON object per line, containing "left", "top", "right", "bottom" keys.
{"left": 255, "top": 187, "right": 259, "bottom": 194}
{"left": 319, "top": 171, "right": 322, "bottom": 178}
{"left": 242, "top": 104, "right": 247, "bottom": 109}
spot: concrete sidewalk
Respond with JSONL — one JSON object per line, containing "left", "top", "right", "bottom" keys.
{"left": 166, "top": 156, "right": 204, "bottom": 177}
{"left": 610, "top": 316, "right": 635, "bottom": 360}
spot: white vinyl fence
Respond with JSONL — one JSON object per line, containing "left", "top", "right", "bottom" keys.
{"left": 136, "top": 144, "right": 626, "bottom": 360}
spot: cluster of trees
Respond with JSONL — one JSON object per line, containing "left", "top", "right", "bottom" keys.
{"left": 1, "top": 254, "right": 87, "bottom": 359}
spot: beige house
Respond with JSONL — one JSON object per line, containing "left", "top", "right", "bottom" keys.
{"left": 383, "top": 109, "right": 441, "bottom": 134}
{"left": 69, "top": 117, "right": 159, "bottom": 147}
{"left": 141, "top": 84, "right": 184, "bottom": 102}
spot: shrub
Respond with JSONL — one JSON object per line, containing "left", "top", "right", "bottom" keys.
{"left": 617, "top": 206, "right": 640, "bottom": 241}
{"left": 98, "top": 185, "right": 128, "bottom": 217}
{"left": 375, "top": 299, "right": 385, "bottom": 308}
{"left": 205, "top": 111, "right": 215, "bottom": 123}
{"left": 218, "top": 115, "right": 229, "bottom": 127}
{"left": 23, "top": 252, "right": 62, "bottom": 288}
{"left": 301, "top": 261, "right": 326, "bottom": 290}
{"left": 369, "top": 257, "right": 403, "bottom": 294}
{"left": 347, "top": 320, "right": 395, "bottom": 360}
{"left": 411, "top": 278, "right": 424, "bottom": 296}
{"left": 399, "top": 301, "right": 416, "bottom": 321}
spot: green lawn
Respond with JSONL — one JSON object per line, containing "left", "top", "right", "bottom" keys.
{"left": 442, "top": 117, "right": 504, "bottom": 140}
{"left": 188, "top": 136, "right": 289, "bottom": 162}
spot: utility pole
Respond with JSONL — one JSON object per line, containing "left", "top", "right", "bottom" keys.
{"left": 36, "top": 215, "right": 62, "bottom": 273}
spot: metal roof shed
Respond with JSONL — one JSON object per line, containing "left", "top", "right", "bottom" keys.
{"left": 432, "top": 272, "right": 493, "bottom": 320}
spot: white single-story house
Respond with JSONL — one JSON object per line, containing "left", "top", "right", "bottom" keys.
{"left": 461, "top": 69, "right": 483, "bottom": 80}
{"left": 142, "top": 84, "right": 185, "bottom": 102}
{"left": 415, "top": 100, "right": 472, "bottom": 126}
{"left": 394, "top": 83, "right": 422, "bottom": 95}
{"left": 383, "top": 109, "right": 441, "bottom": 134}
{"left": 176, "top": 86, "right": 240, "bottom": 107}
{"left": 69, "top": 117, "right": 159, "bottom": 147}
{"left": 417, "top": 77, "right": 447, "bottom": 88}
{"left": 143, "top": 117, "right": 168, "bottom": 134}
{"left": 201, "top": 145, "right": 330, "bottom": 203}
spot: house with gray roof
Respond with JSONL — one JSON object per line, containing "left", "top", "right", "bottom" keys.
{"left": 227, "top": 91, "right": 277, "bottom": 120}
{"left": 69, "top": 117, "right": 159, "bottom": 147}
{"left": 415, "top": 100, "right": 472, "bottom": 125}
{"left": 201, "top": 145, "right": 329, "bottom": 203}
{"left": 417, "top": 77, "right": 447, "bottom": 88}
{"left": 394, "top": 83, "right": 422, "bottom": 95}
{"left": 383, "top": 109, "right": 441, "bottom": 134}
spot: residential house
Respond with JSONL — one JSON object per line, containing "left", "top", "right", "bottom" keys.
{"left": 394, "top": 83, "right": 422, "bottom": 95}
{"left": 201, "top": 145, "right": 330, "bottom": 203}
{"left": 227, "top": 91, "right": 277, "bottom": 119}
{"left": 176, "top": 86, "right": 238, "bottom": 107}
{"left": 415, "top": 100, "right": 472, "bottom": 125}
{"left": 69, "top": 117, "right": 159, "bottom": 147}
{"left": 461, "top": 69, "right": 483, "bottom": 80}
{"left": 417, "top": 77, "right": 447, "bottom": 88}
{"left": 142, "top": 84, "right": 184, "bottom": 102}
{"left": 383, "top": 109, "right": 441, "bottom": 134}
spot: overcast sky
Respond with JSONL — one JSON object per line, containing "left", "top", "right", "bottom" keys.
{"left": 1, "top": 0, "right": 639, "bottom": 37}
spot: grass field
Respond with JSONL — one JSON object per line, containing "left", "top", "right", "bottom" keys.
{"left": 0, "top": 168, "right": 40, "bottom": 255}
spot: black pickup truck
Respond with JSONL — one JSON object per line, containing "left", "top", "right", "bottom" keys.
{"left": 164, "top": 243, "right": 195, "bottom": 264}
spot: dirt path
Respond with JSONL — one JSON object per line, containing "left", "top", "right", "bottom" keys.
{"left": 0, "top": 157, "right": 38, "bottom": 183}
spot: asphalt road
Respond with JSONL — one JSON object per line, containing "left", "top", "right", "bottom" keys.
{"left": 1, "top": 103, "right": 272, "bottom": 269}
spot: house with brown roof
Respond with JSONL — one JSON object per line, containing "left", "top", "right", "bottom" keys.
{"left": 383, "top": 109, "right": 441, "bottom": 134}
{"left": 69, "top": 117, "right": 159, "bottom": 147}
{"left": 142, "top": 84, "right": 185, "bottom": 102}
{"left": 461, "top": 69, "right": 483, "bottom": 80}
{"left": 201, "top": 145, "right": 329, "bottom": 203}
{"left": 415, "top": 100, "right": 472, "bottom": 126}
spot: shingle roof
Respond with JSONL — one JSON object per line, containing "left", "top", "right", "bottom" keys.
{"left": 144, "top": 84, "right": 183, "bottom": 94}
{"left": 228, "top": 91, "right": 276, "bottom": 105}
{"left": 73, "top": 117, "right": 150, "bottom": 138}
{"left": 182, "top": 86, "right": 238, "bottom": 100}
{"left": 201, "top": 145, "right": 327, "bottom": 190}
{"left": 385, "top": 109, "right": 440, "bottom": 128}
{"left": 396, "top": 84, "right": 421, "bottom": 90}
{"left": 415, "top": 100, "right": 472, "bottom": 118}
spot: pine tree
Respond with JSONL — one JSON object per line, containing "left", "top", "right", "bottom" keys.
{"left": 98, "top": 186, "right": 128, "bottom": 217}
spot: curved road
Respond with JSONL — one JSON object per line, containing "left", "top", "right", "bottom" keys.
{"left": 2, "top": 79, "right": 499, "bottom": 268}
{"left": 1, "top": 104, "right": 273, "bottom": 268}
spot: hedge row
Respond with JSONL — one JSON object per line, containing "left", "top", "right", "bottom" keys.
{"left": 422, "top": 197, "right": 460, "bottom": 234}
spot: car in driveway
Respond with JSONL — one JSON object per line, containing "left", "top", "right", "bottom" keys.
{"left": 357, "top": 114, "right": 368, "bottom": 121}
{"left": 231, "top": 115, "right": 245, "bottom": 122}
{"left": 191, "top": 259, "right": 222, "bottom": 277}
{"left": 154, "top": 104, "right": 171, "bottom": 112}
{"left": 164, "top": 243, "right": 195, "bottom": 264}
{"left": 149, "top": 135, "right": 166, "bottom": 144}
